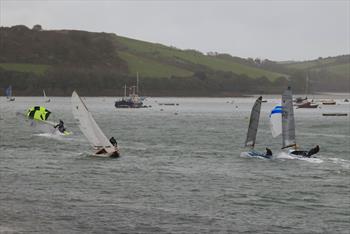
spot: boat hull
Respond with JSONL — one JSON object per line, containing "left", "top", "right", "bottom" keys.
{"left": 241, "top": 150, "right": 272, "bottom": 159}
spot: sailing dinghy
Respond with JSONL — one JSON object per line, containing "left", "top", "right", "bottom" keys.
{"left": 71, "top": 91, "right": 120, "bottom": 157}
{"left": 5, "top": 86, "right": 15, "bottom": 101}
{"left": 43, "top": 90, "right": 50, "bottom": 103}
{"left": 281, "top": 87, "right": 319, "bottom": 157}
{"left": 241, "top": 96, "right": 272, "bottom": 159}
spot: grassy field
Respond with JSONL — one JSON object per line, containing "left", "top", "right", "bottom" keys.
{"left": 115, "top": 35, "right": 286, "bottom": 80}
{"left": 319, "top": 63, "right": 350, "bottom": 77}
{"left": 118, "top": 51, "right": 193, "bottom": 78}
{"left": 285, "top": 57, "right": 338, "bottom": 70}
{"left": 0, "top": 63, "right": 50, "bottom": 75}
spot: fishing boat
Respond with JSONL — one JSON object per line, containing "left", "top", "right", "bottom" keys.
{"left": 115, "top": 84, "right": 144, "bottom": 108}
{"left": 281, "top": 87, "right": 319, "bottom": 157}
{"left": 115, "top": 73, "right": 146, "bottom": 108}
{"left": 43, "top": 90, "right": 50, "bottom": 103}
{"left": 5, "top": 85, "right": 15, "bottom": 101}
{"left": 72, "top": 91, "right": 120, "bottom": 157}
{"left": 241, "top": 96, "right": 272, "bottom": 159}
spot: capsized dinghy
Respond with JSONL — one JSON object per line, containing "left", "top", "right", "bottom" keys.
{"left": 26, "top": 106, "right": 71, "bottom": 136}
{"left": 281, "top": 87, "right": 320, "bottom": 157}
{"left": 241, "top": 96, "right": 272, "bottom": 159}
{"left": 71, "top": 91, "right": 120, "bottom": 157}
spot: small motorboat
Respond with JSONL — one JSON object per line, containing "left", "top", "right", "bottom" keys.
{"left": 296, "top": 101, "right": 318, "bottom": 108}
{"left": 322, "top": 99, "right": 336, "bottom": 105}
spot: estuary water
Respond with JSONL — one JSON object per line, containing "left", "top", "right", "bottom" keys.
{"left": 0, "top": 95, "right": 349, "bottom": 233}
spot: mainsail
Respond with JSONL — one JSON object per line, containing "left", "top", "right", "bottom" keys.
{"left": 43, "top": 90, "right": 50, "bottom": 102}
{"left": 245, "top": 96, "right": 262, "bottom": 148}
{"left": 281, "top": 87, "right": 296, "bottom": 149}
{"left": 71, "top": 91, "right": 114, "bottom": 153}
{"left": 269, "top": 105, "right": 282, "bottom": 138}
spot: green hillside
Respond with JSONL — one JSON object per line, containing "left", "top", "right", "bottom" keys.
{"left": 114, "top": 35, "right": 286, "bottom": 80}
{"left": 0, "top": 63, "right": 50, "bottom": 75}
{"left": 283, "top": 55, "right": 349, "bottom": 76}
{"left": 0, "top": 25, "right": 348, "bottom": 96}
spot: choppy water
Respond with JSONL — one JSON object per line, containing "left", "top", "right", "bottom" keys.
{"left": 1, "top": 95, "right": 350, "bottom": 233}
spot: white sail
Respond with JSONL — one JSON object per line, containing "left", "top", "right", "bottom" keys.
{"left": 269, "top": 105, "right": 282, "bottom": 138}
{"left": 281, "top": 87, "right": 296, "bottom": 149}
{"left": 43, "top": 89, "right": 50, "bottom": 102}
{"left": 71, "top": 91, "right": 115, "bottom": 153}
{"left": 245, "top": 96, "right": 262, "bottom": 148}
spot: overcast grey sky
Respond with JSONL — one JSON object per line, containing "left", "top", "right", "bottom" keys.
{"left": 1, "top": 0, "right": 349, "bottom": 61}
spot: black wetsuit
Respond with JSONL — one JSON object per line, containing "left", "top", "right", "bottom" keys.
{"left": 109, "top": 137, "right": 118, "bottom": 147}
{"left": 54, "top": 121, "right": 65, "bottom": 133}
{"left": 307, "top": 145, "right": 320, "bottom": 157}
{"left": 291, "top": 145, "right": 320, "bottom": 158}
{"left": 264, "top": 148, "right": 273, "bottom": 158}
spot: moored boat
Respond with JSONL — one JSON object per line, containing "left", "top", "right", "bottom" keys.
{"left": 296, "top": 100, "right": 318, "bottom": 108}
{"left": 322, "top": 99, "right": 336, "bottom": 105}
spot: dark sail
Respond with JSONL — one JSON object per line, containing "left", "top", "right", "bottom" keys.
{"left": 245, "top": 96, "right": 262, "bottom": 148}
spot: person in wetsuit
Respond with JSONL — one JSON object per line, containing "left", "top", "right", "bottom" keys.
{"left": 109, "top": 137, "right": 118, "bottom": 147}
{"left": 291, "top": 145, "right": 320, "bottom": 158}
{"left": 265, "top": 148, "right": 273, "bottom": 158}
{"left": 54, "top": 120, "right": 66, "bottom": 133}
{"left": 306, "top": 145, "right": 319, "bottom": 157}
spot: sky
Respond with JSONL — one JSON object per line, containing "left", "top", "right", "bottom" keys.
{"left": 1, "top": 0, "right": 349, "bottom": 61}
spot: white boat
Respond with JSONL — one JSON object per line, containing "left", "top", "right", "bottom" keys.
{"left": 43, "top": 90, "right": 50, "bottom": 103}
{"left": 5, "top": 85, "right": 15, "bottom": 101}
{"left": 71, "top": 91, "right": 120, "bottom": 157}
{"left": 321, "top": 99, "right": 336, "bottom": 105}
{"left": 281, "top": 87, "right": 319, "bottom": 157}
{"left": 241, "top": 96, "right": 272, "bottom": 159}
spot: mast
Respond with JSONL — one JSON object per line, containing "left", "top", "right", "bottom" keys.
{"left": 136, "top": 72, "right": 139, "bottom": 94}
{"left": 281, "top": 87, "right": 296, "bottom": 149}
{"left": 305, "top": 72, "right": 309, "bottom": 95}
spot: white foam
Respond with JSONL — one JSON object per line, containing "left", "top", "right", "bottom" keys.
{"left": 328, "top": 157, "right": 350, "bottom": 169}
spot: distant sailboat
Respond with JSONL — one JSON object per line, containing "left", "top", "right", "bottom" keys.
{"left": 5, "top": 86, "right": 15, "bottom": 101}
{"left": 71, "top": 91, "right": 120, "bottom": 157}
{"left": 242, "top": 96, "right": 272, "bottom": 159}
{"left": 43, "top": 90, "right": 50, "bottom": 103}
{"left": 281, "top": 87, "right": 320, "bottom": 157}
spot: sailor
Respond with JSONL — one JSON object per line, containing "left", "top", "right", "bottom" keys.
{"left": 54, "top": 119, "right": 66, "bottom": 133}
{"left": 306, "top": 145, "right": 320, "bottom": 157}
{"left": 109, "top": 137, "right": 118, "bottom": 147}
{"left": 265, "top": 148, "right": 273, "bottom": 158}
